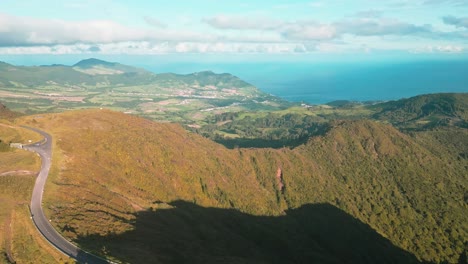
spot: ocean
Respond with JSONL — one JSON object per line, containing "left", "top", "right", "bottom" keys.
{"left": 144, "top": 59, "right": 468, "bottom": 104}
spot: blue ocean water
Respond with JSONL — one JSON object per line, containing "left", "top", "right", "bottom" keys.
{"left": 144, "top": 60, "right": 468, "bottom": 104}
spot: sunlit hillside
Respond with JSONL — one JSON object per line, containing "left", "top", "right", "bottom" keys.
{"left": 16, "top": 109, "right": 467, "bottom": 263}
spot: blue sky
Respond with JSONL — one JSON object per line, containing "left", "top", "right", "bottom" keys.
{"left": 0, "top": 0, "right": 467, "bottom": 59}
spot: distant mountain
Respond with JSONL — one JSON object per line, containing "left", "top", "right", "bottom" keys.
{"left": 73, "top": 58, "right": 118, "bottom": 68}
{"left": 371, "top": 93, "right": 468, "bottom": 129}
{"left": 73, "top": 58, "right": 148, "bottom": 75}
{"left": 156, "top": 71, "right": 252, "bottom": 90}
{"left": 0, "top": 59, "right": 263, "bottom": 90}
{"left": 0, "top": 59, "right": 147, "bottom": 86}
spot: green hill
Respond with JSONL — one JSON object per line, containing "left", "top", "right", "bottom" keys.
{"left": 73, "top": 58, "right": 121, "bottom": 68}
{"left": 73, "top": 58, "right": 148, "bottom": 75}
{"left": 18, "top": 109, "right": 466, "bottom": 263}
{"left": 370, "top": 93, "right": 468, "bottom": 129}
{"left": 0, "top": 60, "right": 155, "bottom": 87}
{"left": 192, "top": 93, "right": 468, "bottom": 149}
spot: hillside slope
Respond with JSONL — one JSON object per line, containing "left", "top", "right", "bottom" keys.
{"left": 371, "top": 93, "right": 468, "bottom": 129}
{"left": 192, "top": 93, "right": 468, "bottom": 149}
{"left": 18, "top": 110, "right": 467, "bottom": 263}
{"left": 72, "top": 58, "right": 147, "bottom": 75}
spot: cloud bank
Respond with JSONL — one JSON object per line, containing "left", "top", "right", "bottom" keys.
{"left": 0, "top": 11, "right": 466, "bottom": 55}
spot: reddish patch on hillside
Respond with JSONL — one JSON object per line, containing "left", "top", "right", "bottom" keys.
{"left": 276, "top": 167, "right": 284, "bottom": 192}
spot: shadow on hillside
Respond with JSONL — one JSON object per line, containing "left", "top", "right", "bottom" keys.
{"left": 75, "top": 201, "right": 422, "bottom": 264}
{"left": 213, "top": 137, "right": 310, "bottom": 149}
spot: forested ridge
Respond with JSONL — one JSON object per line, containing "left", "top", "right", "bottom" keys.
{"left": 16, "top": 99, "right": 466, "bottom": 263}
{"left": 194, "top": 93, "right": 468, "bottom": 149}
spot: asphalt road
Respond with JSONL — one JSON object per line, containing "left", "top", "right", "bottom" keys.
{"left": 23, "top": 126, "right": 110, "bottom": 264}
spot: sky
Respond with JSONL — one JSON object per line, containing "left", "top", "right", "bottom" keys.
{"left": 0, "top": 0, "right": 468, "bottom": 61}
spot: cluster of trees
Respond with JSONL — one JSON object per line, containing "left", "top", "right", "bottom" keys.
{"left": 371, "top": 93, "right": 468, "bottom": 130}
{"left": 194, "top": 112, "right": 329, "bottom": 148}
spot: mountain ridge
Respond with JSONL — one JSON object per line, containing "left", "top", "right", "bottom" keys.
{"left": 15, "top": 108, "right": 466, "bottom": 263}
{"left": 371, "top": 93, "right": 468, "bottom": 129}
{"left": 73, "top": 58, "right": 149, "bottom": 75}
{"left": 73, "top": 58, "right": 119, "bottom": 68}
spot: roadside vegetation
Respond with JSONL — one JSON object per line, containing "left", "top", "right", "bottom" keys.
{"left": 0, "top": 121, "right": 72, "bottom": 264}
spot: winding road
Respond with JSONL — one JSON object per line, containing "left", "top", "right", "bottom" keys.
{"left": 22, "top": 126, "right": 110, "bottom": 264}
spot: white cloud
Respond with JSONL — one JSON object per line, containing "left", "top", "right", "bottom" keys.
{"left": 203, "top": 15, "right": 283, "bottom": 30}
{"left": 203, "top": 14, "right": 444, "bottom": 42}
{"left": 436, "top": 45, "right": 464, "bottom": 52}
{"left": 0, "top": 13, "right": 148, "bottom": 46}
{"left": 0, "top": 41, "right": 310, "bottom": 55}
{"left": 0, "top": 10, "right": 466, "bottom": 55}
{"left": 335, "top": 18, "right": 432, "bottom": 36}
{"left": 281, "top": 23, "right": 337, "bottom": 40}
{"left": 203, "top": 15, "right": 336, "bottom": 41}
{"left": 0, "top": 13, "right": 218, "bottom": 47}
{"left": 410, "top": 44, "right": 464, "bottom": 53}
